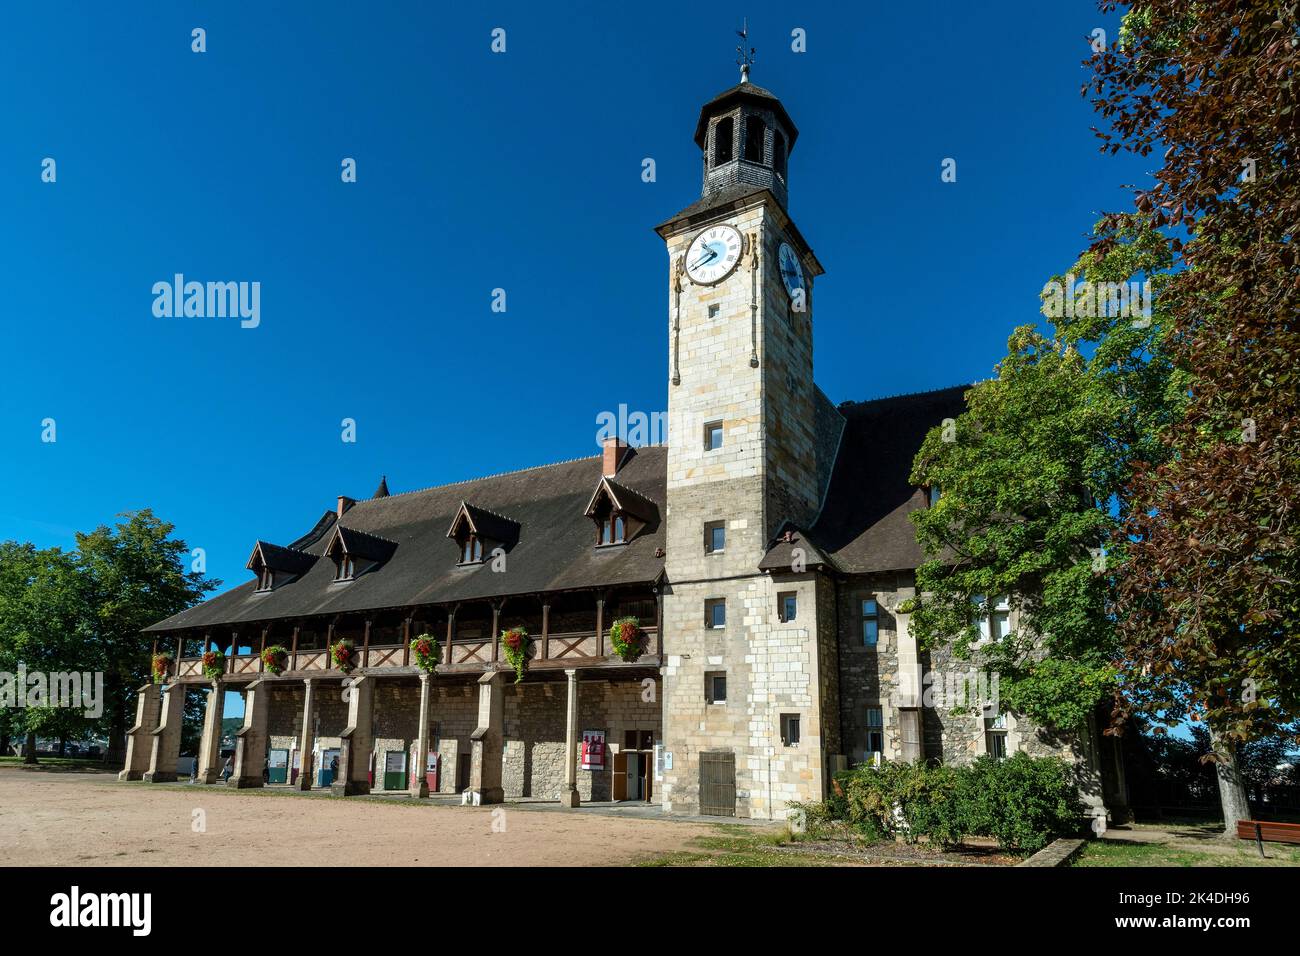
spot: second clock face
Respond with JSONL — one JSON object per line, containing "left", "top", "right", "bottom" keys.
{"left": 685, "top": 225, "right": 743, "bottom": 284}
{"left": 778, "top": 242, "right": 805, "bottom": 300}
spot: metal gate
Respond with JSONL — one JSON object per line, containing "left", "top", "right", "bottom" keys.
{"left": 699, "top": 752, "right": 736, "bottom": 816}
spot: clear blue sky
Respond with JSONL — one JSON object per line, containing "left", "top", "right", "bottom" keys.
{"left": 1, "top": 1, "right": 1147, "bottom": 599}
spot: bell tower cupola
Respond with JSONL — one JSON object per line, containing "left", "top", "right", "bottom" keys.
{"left": 694, "top": 51, "right": 798, "bottom": 209}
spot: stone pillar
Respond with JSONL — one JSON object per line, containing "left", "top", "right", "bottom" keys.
{"left": 143, "top": 682, "right": 185, "bottom": 782}
{"left": 561, "top": 669, "right": 581, "bottom": 808}
{"left": 118, "top": 684, "right": 162, "bottom": 781}
{"left": 332, "top": 675, "right": 374, "bottom": 796}
{"left": 196, "top": 680, "right": 226, "bottom": 784}
{"left": 297, "top": 678, "right": 316, "bottom": 791}
{"left": 464, "top": 671, "right": 504, "bottom": 805}
{"left": 894, "top": 601, "right": 925, "bottom": 763}
{"left": 227, "top": 678, "right": 270, "bottom": 788}
{"left": 413, "top": 673, "right": 432, "bottom": 799}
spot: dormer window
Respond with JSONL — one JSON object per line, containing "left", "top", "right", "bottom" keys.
{"left": 247, "top": 540, "right": 317, "bottom": 593}
{"left": 585, "top": 476, "right": 658, "bottom": 548}
{"left": 321, "top": 525, "right": 397, "bottom": 584}
{"left": 447, "top": 501, "right": 519, "bottom": 568}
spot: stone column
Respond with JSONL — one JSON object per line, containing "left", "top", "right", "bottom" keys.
{"left": 561, "top": 669, "right": 581, "bottom": 808}
{"left": 464, "top": 671, "right": 504, "bottom": 805}
{"left": 143, "top": 682, "right": 185, "bottom": 782}
{"left": 297, "top": 678, "right": 316, "bottom": 791}
{"left": 894, "top": 600, "right": 925, "bottom": 764}
{"left": 413, "top": 673, "right": 432, "bottom": 799}
{"left": 227, "top": 678, "right": 270, "bottom": 788}
{"left": 196, "top": 680, "right": 226, "bottom": 784}
{"left": 332, "top": 675, "right": 374, "bottom": 796}
{"left": 118, "top": 684, "right": 162, "bottom": 781}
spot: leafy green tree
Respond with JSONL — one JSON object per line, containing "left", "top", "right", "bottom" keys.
{"left": 0, "top": 542, "right": 95, "bottom": 762}
{"left": 75, "top": 510, "right": 218, "bottom": 761}
{"left": 904, "top": 218, "right": 1177, "bottom": 734}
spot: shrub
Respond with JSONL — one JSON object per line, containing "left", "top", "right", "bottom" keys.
{"left": 807, "top": 752, "right": 1085, "bottom": 853}
{"left": 960, "top": 753, "right": 1084, "bottom": 852}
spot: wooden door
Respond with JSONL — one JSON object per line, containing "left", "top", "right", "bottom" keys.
{"left": 699, "top": 752, "right": 736, "bottom": 816}
{"left": 455, "top": 752, "right": 471, "bottom": 792}
{"left": 612, "top": 751, "right": 628, "bottom": 801}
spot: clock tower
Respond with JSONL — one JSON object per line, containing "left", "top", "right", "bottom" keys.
{"left": 654, "top": 65, "right": 837, "bottom": 819}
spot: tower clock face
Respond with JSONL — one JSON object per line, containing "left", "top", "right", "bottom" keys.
{"left": 778, "top": 242, "right": 805, "bottom": 300}
{"left": 685, "top": 224, "right": 743, "bottom": 285}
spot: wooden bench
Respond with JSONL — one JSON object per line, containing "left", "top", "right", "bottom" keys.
{"left": 1237, "top": 819, "right": 1300, "bottom": 847}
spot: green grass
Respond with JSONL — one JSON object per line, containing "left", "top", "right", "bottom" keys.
{"left": 1075, "top": 838, "right": 1300, "bottom": 867}
{"left": 637, "top": 823, "right": 860, "bottom": 867}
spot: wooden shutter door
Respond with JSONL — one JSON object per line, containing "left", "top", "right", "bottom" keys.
{"left": 699, "top": 752, "right": 736, "bottom": 816}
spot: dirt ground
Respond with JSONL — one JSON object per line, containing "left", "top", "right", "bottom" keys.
{"left": 0, "top": 770, "right": 716, "bottom": 867}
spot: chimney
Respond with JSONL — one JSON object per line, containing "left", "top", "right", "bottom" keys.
{"left": 602, "top": 436, "right": 625, "bottom": 477}
{"left": 337, "top": 495, "right": 356, "bottom": 518}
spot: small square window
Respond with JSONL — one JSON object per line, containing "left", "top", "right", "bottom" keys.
{"left": 862, "top": 598, "right": 879, "bottom": 646}
{"left": 778, "top": 591, "right": 797, "bottom": 623}
{"left": 705, "top": 521, "right": 726, "bottom": 554}
{"left": 708, "top": 303, "right": 720, "bottom": 319}
{"left": 704, "top": 421, "right": 723, "bottom": 451}
{"left": 706, "top": 672, "right": 727, "bottom": 704}
{"left": 780, "top": 713, "right": 801, "bottom": 747}
{"left": 928, "top": 485, "right": 941, "bottom": 507}
{"left": 705, "top": 598, "right": 726, "bottom": 629}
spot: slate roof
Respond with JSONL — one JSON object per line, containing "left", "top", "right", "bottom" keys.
{"left": 693, "top": 81, "right": 799, "bottom": 149}
{"left": 448, "top": 501, "right": 521, "bottom": 545}
{"left": 248, "top": 541, "right": 317, "bottom": 576}
{"left": 145, "top": 447, "right": 667, "bottom": 633}
{"left": 805, "top": 385, "right": 969, "bottom": 574}
{"left": 146, "top": 386, "right": 968, "bottom": 634}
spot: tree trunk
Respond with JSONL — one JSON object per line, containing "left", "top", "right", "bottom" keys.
{"left": 23, "top": 730, "right": 38, "bottom": 765}
{"left": 58, "top": 735, "right": 67, "bottom": 757}
{"left": 0, "top": 732, "right": 10, "bottom": 756}
{"left": 1210, "top": 727, "right": 1251, "bottom": 837}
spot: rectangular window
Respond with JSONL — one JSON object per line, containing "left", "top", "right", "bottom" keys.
{"left": 780, "top": 713, "right": 801, "bottom": 748}
{"left": 705, "top": 672, "right": 727, "bottom": 704}
{"left": 865, "top": 706, "right": 884, "bottom": 760}
{"left": 928, "top": 485, "right": 941, "bottom": 507}
{"left": 976, "top": 595, "right": 1011, "bottom": 643}
{"left": 861, "top": 598, "right": 879, "bottom": 646}
{"left": 744, "top": 115, "right": 766, "bottom": 163}
{"left": 705, "top": 598, "right": 726, "bottom": 629}
{"left": 984, "top": 711, "right": 1008, "bottom": 759}
{"left": 778, "top": 591, "right": 797, "bottom": 623}
{"left": 707, "top": 303, "right": 720, "bottom": 319}
{"left": 705, "top": 521, "right": 726, "bottom": 554}
{"left": 704, "top": 421, "right": 723, "bottom": 451}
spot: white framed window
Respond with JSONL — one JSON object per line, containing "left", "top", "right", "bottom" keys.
{"left": 704, "top": 420, "right": 723, "bottom": 451}
{"left": 975, "top": 595, "right": 1011, "bottom": 643}
{"left": 984, "top": 711, "right": 1008, "bottom": 759}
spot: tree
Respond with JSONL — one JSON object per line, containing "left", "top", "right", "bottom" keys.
{"left": 0, "top": 542, "right": 95, "bottom": 762}
{"left": 1088, "top": 1, "right": 1300, "bottom": 833}
{"left": 75, "top": 510, "right": 218, "bottom": 762}
{"left": 905, "top": 217, "right": 1177, "bottom": 735}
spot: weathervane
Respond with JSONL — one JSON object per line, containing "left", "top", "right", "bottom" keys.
{"left": 736, "top": 19, "right": 755, "bottom": 83}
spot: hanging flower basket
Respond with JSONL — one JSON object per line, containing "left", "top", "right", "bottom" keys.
{"left": 151, "top": 651, "right": 174, "bottom": 684}
{"left": 261, "top": 644, "right": 290, "bottom": 675}
{"left": 410, "top": 633, "right": 442, "bottom": 674}
{"left": 201, "top": 649, "right": 226, "bottom": 681}
{"left": 500, "top": 627, "right": 532, "bottom": 684}
{"left": 609, "top": 616, "right": 645, "bottom": 662}
{"left": 330, "top": 638, "right": 357, "bottom": 674}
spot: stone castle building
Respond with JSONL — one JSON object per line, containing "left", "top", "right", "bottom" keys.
{"left": 126, "top": 70, "right": 1126, "bottom": 825}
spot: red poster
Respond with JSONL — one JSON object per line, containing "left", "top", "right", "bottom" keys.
{"left": 581, "top": 730, "right": 605, "bottom": 771}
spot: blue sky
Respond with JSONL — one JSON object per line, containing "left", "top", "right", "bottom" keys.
{"left": 1, "top": 1, "right": 1148, "bottom": 601}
